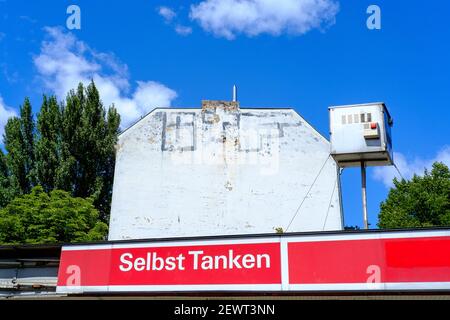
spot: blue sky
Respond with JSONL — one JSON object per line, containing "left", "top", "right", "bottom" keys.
{"left": 1, "top": 0, "right": 449, "bottom": 228}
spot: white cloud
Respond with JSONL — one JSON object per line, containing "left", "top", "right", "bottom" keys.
{"left": 373, "top": 147, "right": 450, "bottom": 188}
{"left": 0, "top": 96, "right": 18, "bottom": 143}
{"left": 189, "top": 0, "right": 339, "bottom": 40}
{"left": 158, "top": 6, "right": 177, "bottom": 23}
{"left": 158, "top": 6, "right": 193, "bottom": 36}
{"left": 33, "top": 27, "right": 177, "bottom": 128}
{"left": 175, "top": 25, "right": 193, "bottom": 36}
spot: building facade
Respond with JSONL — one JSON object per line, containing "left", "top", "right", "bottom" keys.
{"left": 108, "top": 100, "right": 343, "bottom": 240}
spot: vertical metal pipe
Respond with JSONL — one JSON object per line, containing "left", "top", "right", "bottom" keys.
{"left": 232, "top": 85, "right": 237, "bottom": 102}
{"left": 361, "top": 161, "right": 368, "bottom": 229}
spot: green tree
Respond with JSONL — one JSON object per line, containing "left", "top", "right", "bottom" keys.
{"left": 378, "top": 162, "right": 450, "bottom": 228}
{"left": 1, "top": 81, "right": 119, "bottom": 224}
{"left": 0, "top": 186, "right": 108, "bottom": 244}
{"left": 35, "top": 95, "right": 61, "bottom": 192}
{"left": 0, "top": 150, "right": 15, "bottom": 207}
{"left": 20, "top": 98, "right": 36, "bottom": 187}
{"left": 56, "top": 83, "right": 84, "bottom": 192}
{"left": 57, "top": 81, "right": 120, "bottom": 221}
{"left": 4, "top": 117, "right": 27, "bottom": 194}
{"left": 3, "top": 98, "right": 36, "bottom": 195}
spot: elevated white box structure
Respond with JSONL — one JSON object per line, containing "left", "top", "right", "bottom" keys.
{"left": 329, "top": 102, "right": 393, "bottom": 168}
{"left": 108, "top": 100, "right": 343, "bottom": 240}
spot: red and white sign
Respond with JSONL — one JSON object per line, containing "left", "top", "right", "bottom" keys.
{"left": 57, "top": 239, "right": 281, "bottom": 292}
{"left": 57, "top": 230, "right": 450, "bottom": 293}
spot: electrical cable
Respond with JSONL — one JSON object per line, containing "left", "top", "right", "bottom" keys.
{"left": 285, "top": 154, "right": 331, "bottom": 232}
{"left": 394, "top": 162, "right": 405, "bottom": 180}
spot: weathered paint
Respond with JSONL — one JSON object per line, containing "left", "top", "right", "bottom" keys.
{"left": 108, "top": 102, "right": 343, "bottom": 240}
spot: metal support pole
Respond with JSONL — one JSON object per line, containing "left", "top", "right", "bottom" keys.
{"left": 361, "top": 161, "right": 368, "bottom": 229}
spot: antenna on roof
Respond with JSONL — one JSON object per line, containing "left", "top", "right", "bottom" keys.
{"left": 232, "top": 85, "right": 238, "bottom": 102}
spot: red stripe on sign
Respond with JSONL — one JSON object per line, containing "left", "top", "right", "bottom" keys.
{"left": 288, "top": 236, "right": 450, "bottom": 284}
{"left": 288, "top": 239, "right": 384, "bottom": 284}
{"left": 384, "top": 237, "right": 450, "bottom": 282}
{"left": 58, "top": 243, "right": 281, "bottom": 287}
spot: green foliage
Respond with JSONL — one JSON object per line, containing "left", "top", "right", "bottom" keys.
{"left": 274, "top": 227, "right": 284, "bottom": 234}
{"left": 2, "top": 81, "right": 120, "bottom": 224}
{"left": 378, "top": 162, "right": 450, "bottom": 229}
{"left": 3, "top": 98, "right": 36, "bottom": 195}
{"left": 0, "top": 186, "right": 108, "bottom": 244}
{"left": 0, "top": 150, "right": 15, "bottom": 207}
{"left": 20, "top": 98, "right": 36, "bottom": 187}
{"left": 35, "top": 95, "right": 61, "bottom": 192}
{"left": 0, "top": 80, "right": 119, "bottom": 244}
{"left": 56, "top": 81, "right": 120, "bottom": 221}
{"left": 4, "top": 117, "right": 27, "bottom": 195}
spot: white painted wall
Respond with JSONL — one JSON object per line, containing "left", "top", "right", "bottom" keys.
{"left": 108, "top": 104, "right": 343, "bottom": 240}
